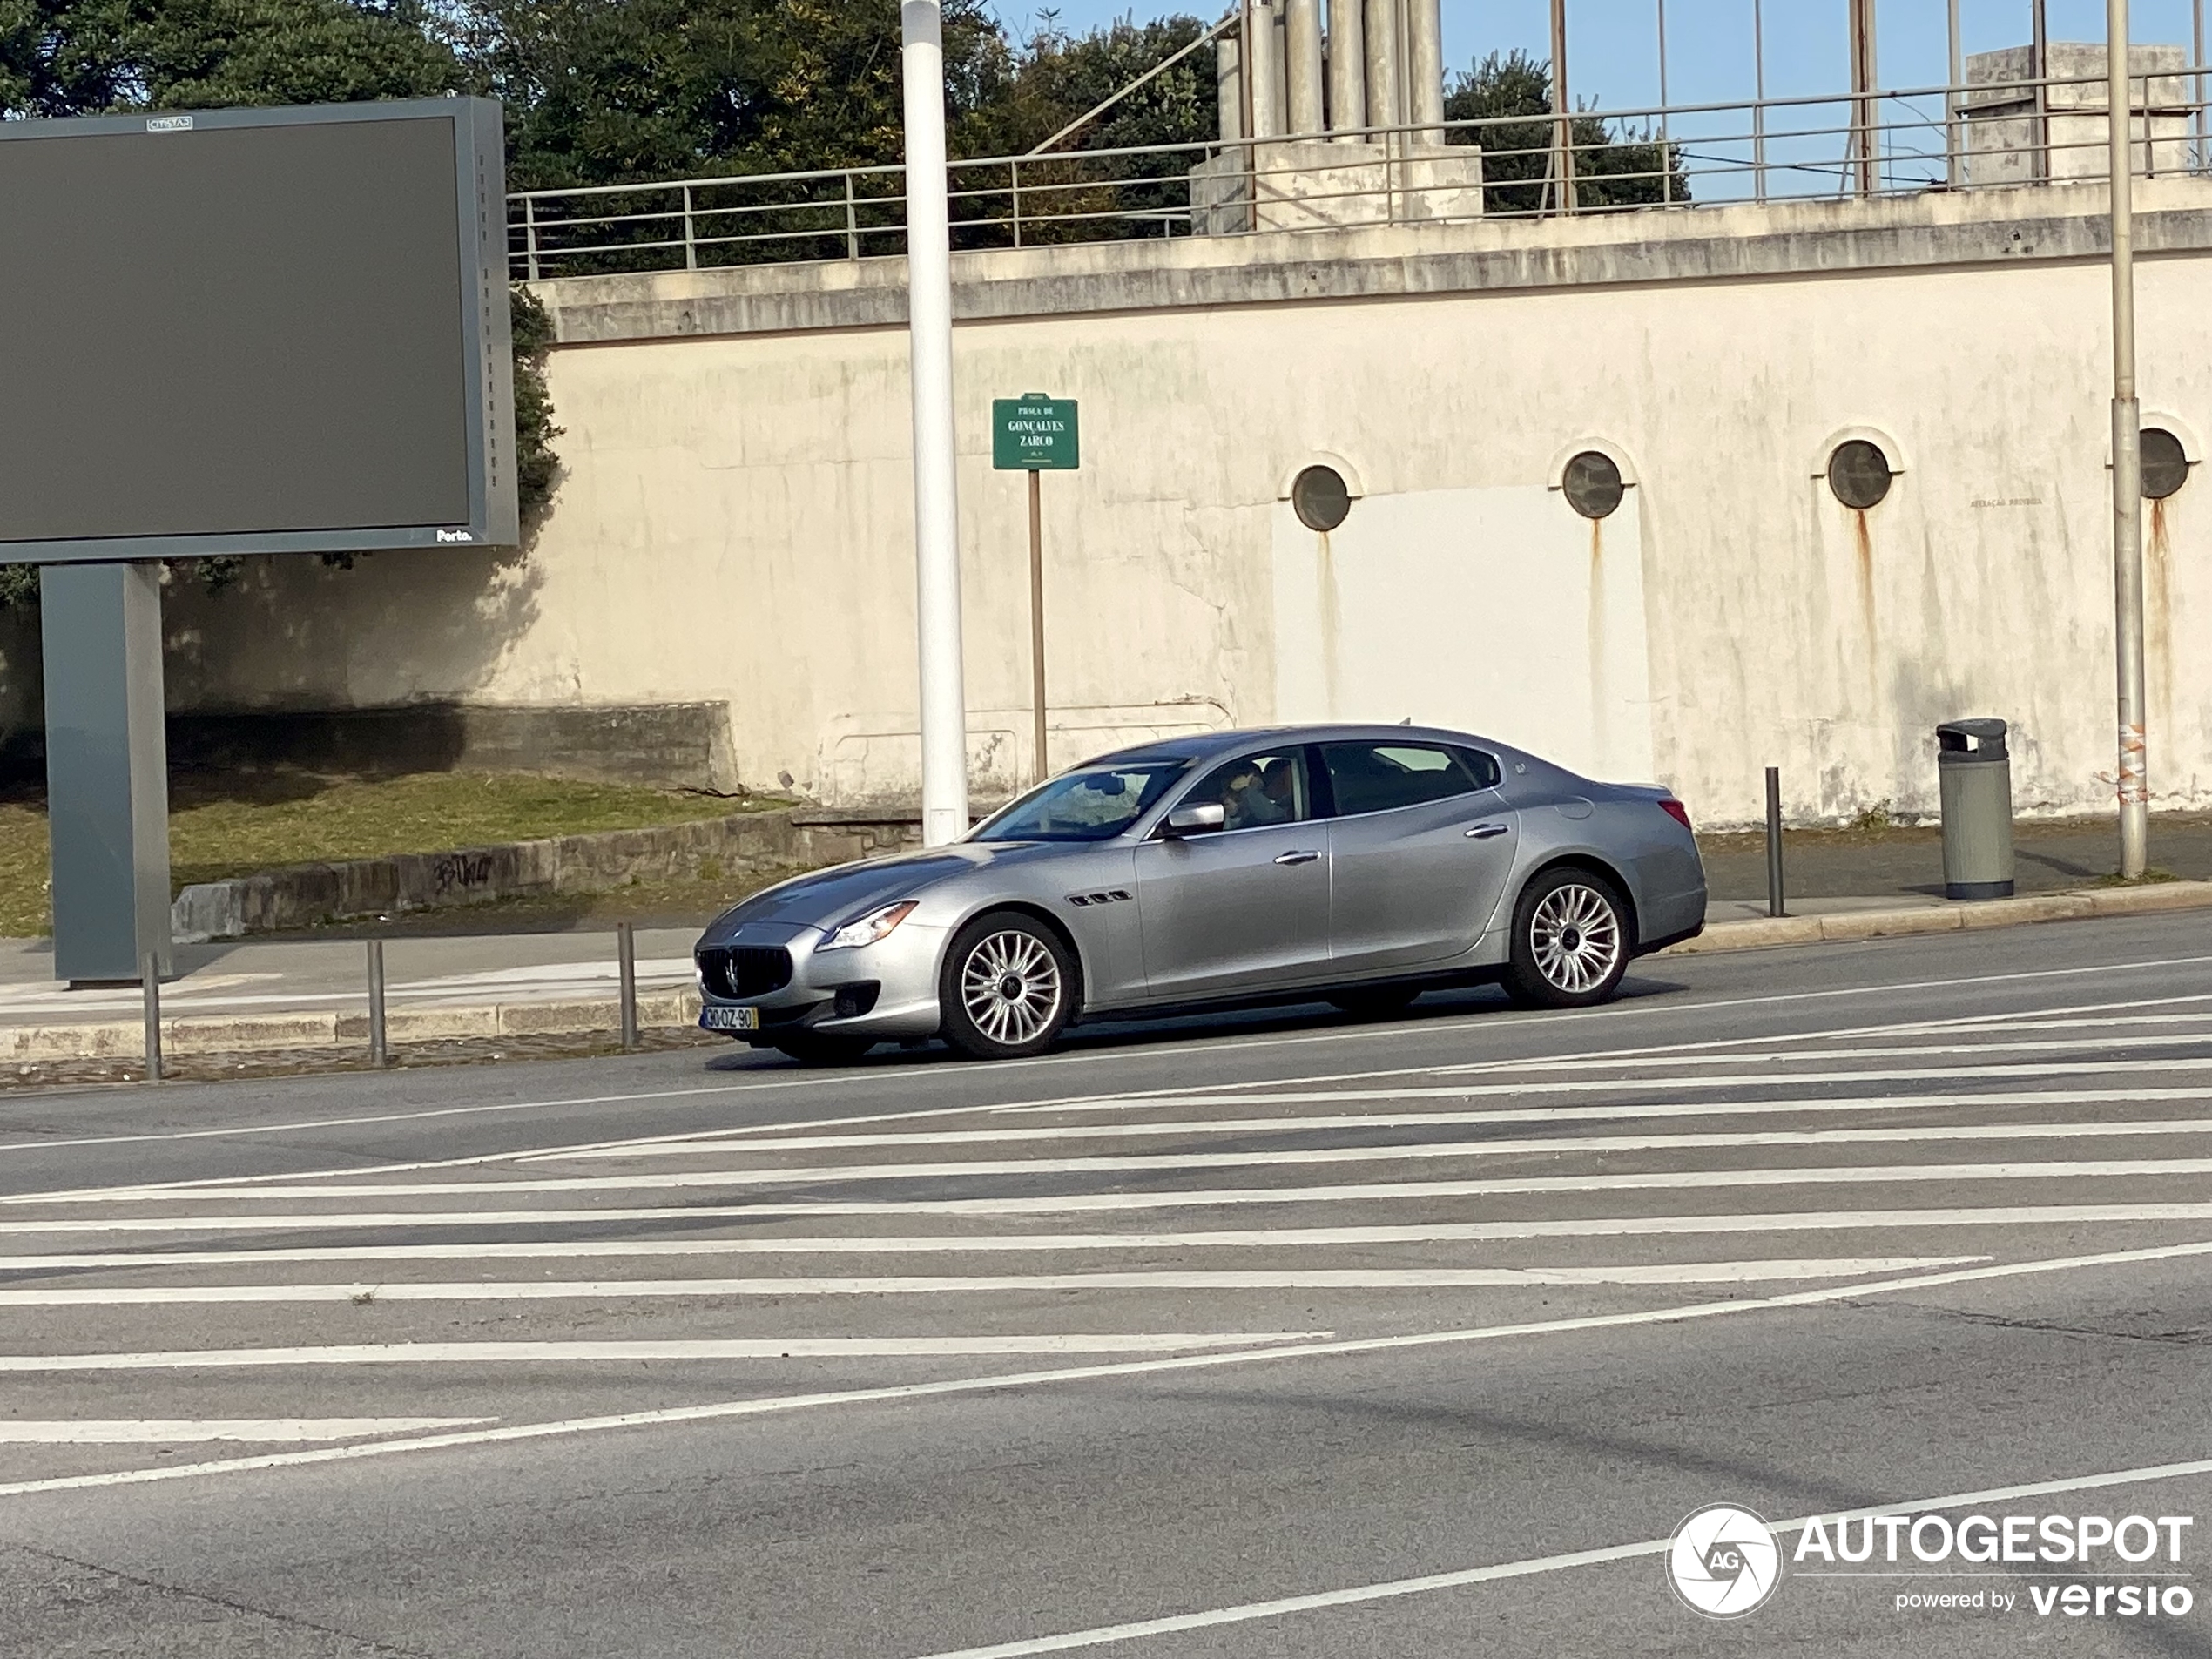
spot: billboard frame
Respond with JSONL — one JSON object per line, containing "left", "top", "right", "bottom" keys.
{"left": 0, "top": 97, "right": 516, "bottom": 564}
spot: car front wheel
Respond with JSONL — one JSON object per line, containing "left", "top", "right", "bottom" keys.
{"left": 941, "top": 912, "right": 1076, "bottom": 1060}
{"left": 1502, "top": 868, "right": 1630, "bottom": 1008}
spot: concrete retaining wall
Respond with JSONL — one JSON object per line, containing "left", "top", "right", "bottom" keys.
{"left": 169, "top": 806, "right": 925, "bottom": 941}
{"left": 113, "top": 180, "right": 2212, "bottom": 826}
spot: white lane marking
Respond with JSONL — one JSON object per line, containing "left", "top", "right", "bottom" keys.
{"left": 0, "top": 1334, "right": 1330, "bottom": 1372}
{"left": 0, "top": 1419, "right": 494, "bottom": 1444}
{"left": 7, "top": 1238, "right": 2211, "bottom": 1501}
{"left": 6, "top": 1204, "right": 2212, "bottom": 1269}
{"left": 18, "top": 1157, "right": 2212, "bottom": 1231}
{"left": 77, "top": 1117, "right": 2212, "bottom": 1202}
{"left": 0, "top": 1076, "right": 866, "bottom": 1158}
{"left": 533, "top": 1104, "right": 2212, "bottom": 1159}
{"left": 0, "top": 1259, "right": 1985, "bottom": 1305}
{"left": 989, "top": 987, "right": 2212, "bottom": 1124}
{"left": 900, "top": 1456, "right": 2212, "bottom": 1659}
{"left": 13, "top": 946, "right": 2212, "bottom": 1167}
{"left": 39, "top": 980, "right": 2212, "bottom": 1211}
{"left": 535, "top": 1066, "right": 2212, "bottom": 1158}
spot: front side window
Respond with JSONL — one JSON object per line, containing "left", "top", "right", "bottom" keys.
{"left": 971, "top": 761, "right": 1190, "bottom": 842}
{"left": 1184, "top": 750, "right": 1313, "bottom": 833}
{"left": 1321, "top": 742, "right": 1487, "bottom": 816}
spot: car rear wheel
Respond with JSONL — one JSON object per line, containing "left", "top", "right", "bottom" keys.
{"left": 1502, "top": 868, "right": 1630, "bottom": 1009}
{"left": 941, "top": 912, "right": 1076, "bottom": 1060}
{"left": 1327, "top": 986, "right": 1421, "bottom": 1020}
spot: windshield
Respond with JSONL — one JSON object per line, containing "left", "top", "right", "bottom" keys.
{"left": 970, "top": 760, "right": 1192, "bottom": 843}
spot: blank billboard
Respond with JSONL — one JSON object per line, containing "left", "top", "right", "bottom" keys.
{"left": 0, "top": 99, "right": 515, "bottom": 563}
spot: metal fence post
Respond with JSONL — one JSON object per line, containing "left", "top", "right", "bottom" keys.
{"left": 682, "top": 184, "right": 698, "bottom": 270}
{"left": 1010, "top": 159, "right": 1022, "bottom": 248}
{"left": 141, "top": 953, "right": 161, "bottom": 1083}
{"left": 1752, "top": 0, "right": 1768, "bottom": 201}
{"left": 617, "top": 921, "right": 638, "bottom": 1050}
{"left": 367, "top": 939, "right": 387, "bottom": 1068}
{"left": 1764, "top": 766, "right": 1787, "bottom": 919}
{"left": 845, "top": 172, "right": 860, "bottom": 260}
{"left": 523, "top": 195, "right": 541, "bottom": 282}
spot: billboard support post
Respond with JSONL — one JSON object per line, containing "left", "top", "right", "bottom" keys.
{"left": 42, "top": 562, "right": 172, "bottom": 986}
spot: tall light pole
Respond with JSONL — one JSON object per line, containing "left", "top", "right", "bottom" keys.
{"left": 2109, "top": 0, "right": 2149, "bottom": 875}
{"left": 901, "top": 1, "right": 970, "bottom": 847}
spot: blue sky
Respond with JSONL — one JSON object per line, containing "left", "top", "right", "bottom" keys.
{"left": 990, "top": 1, "right": 2206, "bottom": 111}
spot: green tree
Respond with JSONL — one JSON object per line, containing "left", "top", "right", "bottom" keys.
{"left": 461, "top": 0, "right": 1008, "bottom": 190}
{"left": 1444, "top": 50, "right": 1685, "bottom": 215}
{"left": 0, "top": 0, "right": 456, "bottom": 116}
{"left": 0, "top": 1, "right": 559, "bottom": 602}
{"left": 974, "top": 15, "right": 1212, "bottom": 156}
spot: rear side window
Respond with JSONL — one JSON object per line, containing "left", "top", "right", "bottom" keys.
{"left": 1453, "top": 746, "right": 1503, "bottom": 788}
{"left": 1319, "top": 742, "right": 1487, "bottom": 815}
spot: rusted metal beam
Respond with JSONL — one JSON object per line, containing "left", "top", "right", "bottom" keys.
{"left": 1849, "top": 0, "right": 1878, "bottom": 196}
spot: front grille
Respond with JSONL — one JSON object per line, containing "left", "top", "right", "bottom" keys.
{"left": 698, "top": 945, "right": 792, "bottom": 999}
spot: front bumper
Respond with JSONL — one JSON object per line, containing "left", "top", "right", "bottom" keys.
{"left": 693, "top": 919, "right": 948, "bottom": 1042}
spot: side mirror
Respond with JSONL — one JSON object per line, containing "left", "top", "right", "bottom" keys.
{"left": 1163, "top": 802, "right": 1227, "bottom": 837}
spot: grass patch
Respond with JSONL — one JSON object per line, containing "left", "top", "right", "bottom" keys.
{"left": 0, "top": 770, "right": 782, "bottom": 939}
{"left": 2092, "top": 867, "right": 2183, "bottom": 887}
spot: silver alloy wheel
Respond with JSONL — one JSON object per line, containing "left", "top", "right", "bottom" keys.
{"left": 1528, "top": 881, "right": 1622, "bottom": 994}
{"left": 958, "top": 928, "right": 1063, "bottom": 1049}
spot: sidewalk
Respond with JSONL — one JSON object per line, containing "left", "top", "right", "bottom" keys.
{"left": 0, "top": 928, "right": 704, "bottom": 1062}
{"left": 2, "top": 817, "right": 2208, "bottom": 1065}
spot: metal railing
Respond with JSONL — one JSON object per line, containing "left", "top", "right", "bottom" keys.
{"left": 508, "top": 65, "right": 2212, "bottom": 280}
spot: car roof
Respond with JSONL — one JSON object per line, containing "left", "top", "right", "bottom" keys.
{"left": 1082, "top": 723, "right": 1512, "bottom": 770}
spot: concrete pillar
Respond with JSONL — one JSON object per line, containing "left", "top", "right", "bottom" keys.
{"left": 1286, "top": 0, "right": 1325, "bottom": 135}
{"left": 1249, "top": 0, "right": 1285, "bottom": 138}
{"left": 1408, "top": 0, "right": 1444, "bottom": 137}
{"left": 1326, "top": 0, "right": 1366, "bottom": 138}
{"left": 1366, "top": 0, "right": 1402, "bottom": 137}
{"left": 1217, "top": 32, "right": 1244, "bottom": 143}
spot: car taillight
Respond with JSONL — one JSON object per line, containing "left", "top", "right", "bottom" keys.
{"left": 1657, "top": 798, "right": 1692, "bottom": 831}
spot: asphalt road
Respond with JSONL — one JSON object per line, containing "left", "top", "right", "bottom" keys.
{"left": 3, "top": 915, "right": 2211, "bottom": 1657}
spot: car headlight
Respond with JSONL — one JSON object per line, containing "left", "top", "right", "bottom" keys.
{"left": 819, "top": 900, "right": 919, "bottom": 952}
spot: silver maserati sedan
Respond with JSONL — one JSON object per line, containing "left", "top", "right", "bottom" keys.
{"left": 694, "top": 724, "right": 1705, "bottom": 1063}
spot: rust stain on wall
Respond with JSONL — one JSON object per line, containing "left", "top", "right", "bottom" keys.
{"left": 1588, "top": 518, "right": 1608, "bottom": 758}
{"left": 2149, "top": 496, "right": 2174, "bottom": 732}
{"left": 1851, "top": 508, "right": 1878, "bottom": 703}
{"left": 1317, "top": 529, "right": 1339, "bottom": 718}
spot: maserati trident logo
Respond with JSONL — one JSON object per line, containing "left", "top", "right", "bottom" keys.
{"left": 1669, "top": 1504, "right": 1783, "bottom": 1618}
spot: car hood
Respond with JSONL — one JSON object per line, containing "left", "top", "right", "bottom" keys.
{"left": 700, "top": 840, "right": 1069, "bottom": 938}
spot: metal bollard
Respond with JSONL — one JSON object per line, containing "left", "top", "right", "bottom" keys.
{"left": 1764, "top": 765, "right": 1787, "bottom": 919}
{"left": 141, "top": 953, "right": 162, "bottom": 1083}
{"left": 367, "top": 939, "right": 388, "bottom": 1068}
{"left": 617, "top": 921, "right": 638, "bottom": 1050}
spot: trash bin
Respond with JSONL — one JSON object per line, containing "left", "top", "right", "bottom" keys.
{"left": 1937, "top": 718, "right": 2015, "bottom": 900}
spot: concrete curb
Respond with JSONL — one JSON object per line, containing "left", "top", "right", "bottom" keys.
{"left": 8, "top": 883, "right": 2209, "bottom": 1065}
{"left": 1664, "top": 880, "right": 2212, "bottom": 955}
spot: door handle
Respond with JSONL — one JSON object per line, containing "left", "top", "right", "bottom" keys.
{"left": 1465, "top": 824, "right": 1509, "bottom": 840}
{"left": 1274, "top": 850, "right": 1320, "bottom": 866}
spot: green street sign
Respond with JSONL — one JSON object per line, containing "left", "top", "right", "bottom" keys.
{"left": 992, "top": 393, "right": 1080, "bottom": 471}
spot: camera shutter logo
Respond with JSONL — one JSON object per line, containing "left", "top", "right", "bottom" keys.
{"left": 1668, "top": 1504, "right": 1782, "bottom": 1617}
